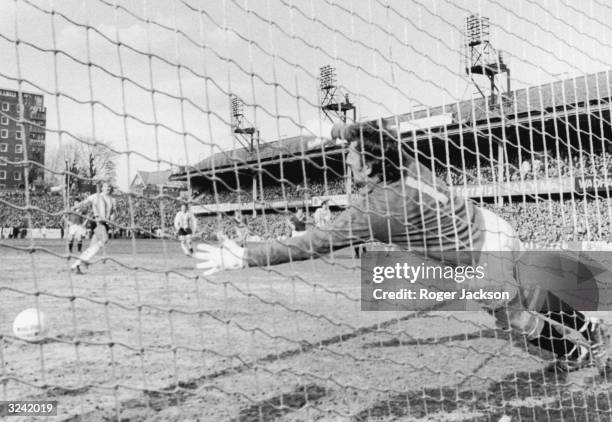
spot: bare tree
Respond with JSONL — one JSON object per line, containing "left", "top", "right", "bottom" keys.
{"left": 45, "top": 141, "right": 80, "bottom": 193}
{"left": 76, "top": 138, "right": 117, "bottom": 192}
{"left": 45, "top": 137, "right": 117, "bottom": 195}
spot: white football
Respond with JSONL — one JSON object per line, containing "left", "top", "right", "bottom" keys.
{"left": 12, "top": 308, "right": 48, "bottom": 342}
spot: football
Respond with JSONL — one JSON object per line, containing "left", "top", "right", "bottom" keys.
{"left": 13, "top": 308, "right": 48, "bottom": 342}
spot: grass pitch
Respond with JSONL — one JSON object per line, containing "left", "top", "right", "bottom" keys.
{"left": 1, "top": 239, "right": 611, "bottom": 421}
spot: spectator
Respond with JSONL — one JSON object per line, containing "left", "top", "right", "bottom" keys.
{"left": 520, "top": 160, "right": 531, "bottom": 178}
{"left": 532, "top": 157, "right": 542, "bottom": 175}
{"left": 233, "top": 212, "right": 249, "bottom": 246}
{"left": 313, "top": 200, "right": 332, "bottom": 227}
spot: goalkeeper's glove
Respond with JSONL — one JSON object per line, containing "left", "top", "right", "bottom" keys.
{"left": 194, "top": 238, "right": 246, "bottom": 276}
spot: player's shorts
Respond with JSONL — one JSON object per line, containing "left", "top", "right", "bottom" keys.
{"left": 92, "top": 221, "right": 110, "bottom": 244}
{"left": 68, "top": 224, "right": 86, "bottom": 240}
{"left": 177, "top": 228, "right": 193, "bottom": 236}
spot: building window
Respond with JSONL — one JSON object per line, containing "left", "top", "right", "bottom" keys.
{"left": 15, "top": 131, "right": 23, "bottom": 140}
{"left": 15, "top": 144, "right": 22, "bottom": 154}
{"left": 0, "top": 144, "right": 6, "bottom": 152}
{"left": 1, "top": 117, "right": 8, "bottom": 125}
{"left": 0, "top": 171, "right": 6, "bottom": 180}
{"left": 0, "top": 184, "right": 5, "bottom": 189}
{"left": 1, "top": 103, "right": 8, "bottom": 111}
{"left": 14, "top": 172, "right": 21, "bottom": 181}
{"left": 0, "top": 156, "right": 5, "bottom": 166}
{"left": 0, "top": 129, "right": 7, "bottom": 139}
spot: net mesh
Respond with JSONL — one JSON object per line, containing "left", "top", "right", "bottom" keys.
{"left": 1, "top": 0, "right": 611, "bottom": 420}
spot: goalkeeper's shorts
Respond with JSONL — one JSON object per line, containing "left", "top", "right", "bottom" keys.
{"left": 468, "top": 207, "right": 523, "bottom": 309}
{"left": 476, "top": 207, "right": 549, "bottom": 339}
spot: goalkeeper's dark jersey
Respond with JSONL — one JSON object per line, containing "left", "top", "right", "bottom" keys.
{"left": 245, "top": 164, "right": 484, "bottom": 267}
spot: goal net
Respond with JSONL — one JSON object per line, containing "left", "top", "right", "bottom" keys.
{"left": 1, "top": 0, "right": 611, "bottom": 420}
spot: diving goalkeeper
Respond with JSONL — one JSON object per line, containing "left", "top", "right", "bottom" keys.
{"left": 194, "top": 121, "right": 610, "bottom": 373}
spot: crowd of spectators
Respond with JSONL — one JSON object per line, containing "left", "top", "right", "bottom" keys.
{"left": 2, "top": 162, "right": 612, "bottom": 245}
{"left": 485, "top": 199, "right": 612, "bottom": 244}
{"left": 0, "top": 189, "right": 340, "bottom": 241}
{"left": 193, "top": 200, "right": 612, "bottom": 245}
{"left": 197, "top": 213, "right": 292, "bottom": 241}
{"left": 197, "top": 209, "right": 344, "bottom": 242}
{"left": 436, "top": 151, "right": 612, "bottom": 186}
{"left": 0, "top": 191, "right": 65, "bottom": 229}
{"left": 0, "top": 191, "right": 183, "bottom": 237}
{"left": 194, "top": 177, "right": 348, "bottom": 204}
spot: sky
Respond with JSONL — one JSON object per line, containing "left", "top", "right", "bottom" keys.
{"left": 2, "top": 0, "right": 612, "bottom": 190}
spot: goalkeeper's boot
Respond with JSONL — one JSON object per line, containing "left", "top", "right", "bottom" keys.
{"left": 554, "top": 345, "right": 590, "bottom": 373}
{"left": 554, "top": 318, "right": 610, "bottom": 374}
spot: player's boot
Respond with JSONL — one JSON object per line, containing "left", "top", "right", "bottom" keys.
{"left": 71, "top": 260, "right": 88, "bottom": 275}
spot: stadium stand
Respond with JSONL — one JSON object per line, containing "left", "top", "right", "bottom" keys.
{"left": 3, "top": 171, "right": 612, "bottom": 244}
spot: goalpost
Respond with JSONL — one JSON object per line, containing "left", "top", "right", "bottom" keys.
{"left": 0, "top": 0, "right": 611, "bottom": 420}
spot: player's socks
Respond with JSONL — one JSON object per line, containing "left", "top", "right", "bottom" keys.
{"left": 181, "top": 242, "right": 191, "bottom": 256}
{"left": 68, "top": 241, "right": 73, "bottom": 253}
{"left": 77, "top": 242, "right": 82, "bottom": 252}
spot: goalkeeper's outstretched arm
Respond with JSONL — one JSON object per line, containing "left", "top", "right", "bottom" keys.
{"left": 246, "top": 207, "right": 370, "bottom": 266}
{"left": 194, "top": 204, "right": 371, "bottom": 275}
